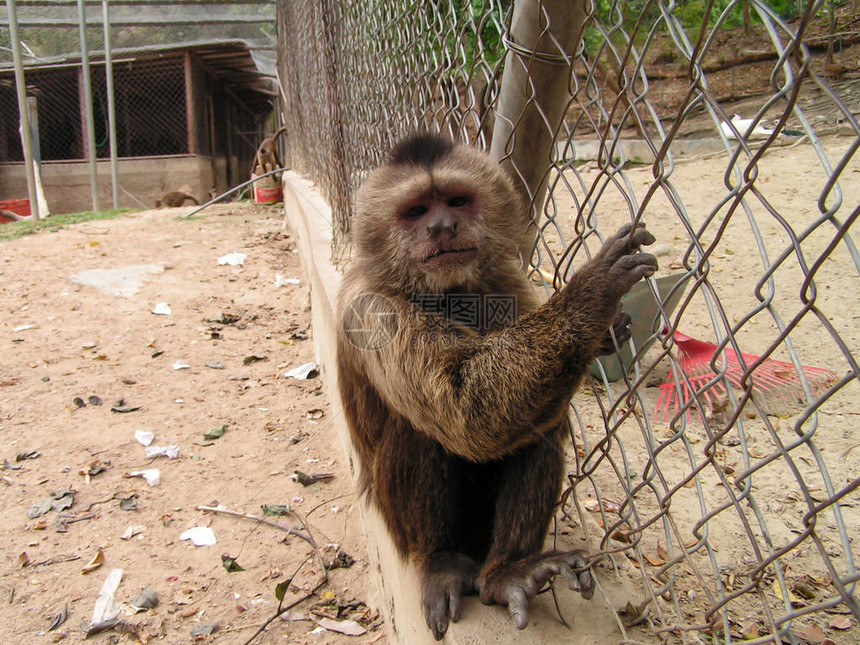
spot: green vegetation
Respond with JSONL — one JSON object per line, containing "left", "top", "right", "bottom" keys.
{"left": 590, "top": 0, "right": 803, "bottom": 32}
{"left": 0, "top": 208, "right": 131, "bottom": 242}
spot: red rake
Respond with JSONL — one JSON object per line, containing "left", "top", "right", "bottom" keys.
{"left": 655, "top": 331, "right": 837, "bottom": 422}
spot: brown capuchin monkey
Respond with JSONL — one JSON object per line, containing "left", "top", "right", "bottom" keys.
{"left": 155, "top": 191, "right": 199, "bottom": 208}
{"left": 336, "top": 133, "right": 657, "bottom": 639}
{"left": 251, "top": 126, "right": 286, "bottom": 176}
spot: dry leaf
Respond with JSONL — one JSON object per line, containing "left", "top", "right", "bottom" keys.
{"left": 772, "top": 579, "right": 799, "bottom": 604}
{"left": 643, "top": 552, "right": 667, "bottom": 567}
{"left": 17, "top": 551, "right": 30, "bottom": 568}
{"left": 741, "top": 622, "right": 759, "bottom": 639}
{"left": 829, "top": 616, "right": 853, "bottom": 630}
{"left": 81, "top": 548, "right": 105, "bottom": 574}
{"left": 794, "top": 624, "right": 825, "bottom": 644}
{"left": 656, "top": 543, "right": 669, "bottom": 561}
{"left": 582, "top": 498, "right": 621, "bottom": 513}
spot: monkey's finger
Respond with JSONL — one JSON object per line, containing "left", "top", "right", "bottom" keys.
{"left": 614, "top": 311, "right": 632, "bottom": 327}
{"left": 506, "top": 586, "right": 531, "bottom": 630}
{"left": 423, "top": 593, "right": 450, "bottom": 640}
{"left": 612, "top": 222, "right": 636, "bottom": 241}
{"left": 627, "top": 225, "right": 656, "bottom": 249}
{"left": 578, "top": 569, "right": 596, "bottom": 600}
{"left": 559, "top": 562, "right": 579, "bottom": 590}
{"left": 425, "top": 599, "right": 448, "bottom": 641}
{"left": 609, "top": 254, "right": 658, "bottom": 294}
{"left": 614, "top": 252, "right": 659, "bottom": 274}
{"left": 602, "top": 227, "right": 655, "bottom": 263}
{"left": 448, "top": 587, "right": 462, "bottom": 623}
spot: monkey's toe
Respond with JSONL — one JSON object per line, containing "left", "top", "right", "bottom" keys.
{"left": 478, "top": 551, "right": 595, "bottom": 630}
{"left": 421, "top": 553, "right": 478, "bottom": 639}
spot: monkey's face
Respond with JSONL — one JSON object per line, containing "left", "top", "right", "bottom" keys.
{"left": 397, "top": 182, "right": 484, "bottom": 289}
{"left": 354, "top": 137, "right": 523, "bottom": 294}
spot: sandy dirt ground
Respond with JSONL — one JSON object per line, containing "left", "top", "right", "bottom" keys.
{"left": 0, "top": 138, "right": 857, "bottom": 645}
{"left": 0, "top": 204, "right": 387, "bottom": 644}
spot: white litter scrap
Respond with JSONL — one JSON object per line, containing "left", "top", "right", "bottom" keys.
{"left": 274, "top": 273, "right": 301, "bottom": 287}
{"left": 217, "top": 252, "right": 247, "bottom": 266}
{"left": 121, "top": 525, "right": 146, "bottom": 540}
{"left": 128, "top": 469, "right": 160, "bottom": 486}
{"left": 91, "top": 568, "right": 124, "bottom": 625}
{"left": 152, "top": 302, "right": 172, "bottom": 315}
{"left": 134, "top": 430, "right": 154, "bottom": 446}
{"left": 172, "top": 360, "right": 191, "bottom": 370}
{"left": 317, "top": 618, "right": 367, "bottom": 636}
{"left": 180, "top": 526, "right": 217, "bottom": 546}
{"left": 145, "top": 445, "right": 179, "bottom": 459}
{"left": 284, "top": 362, "right": 318, "bottom": 380}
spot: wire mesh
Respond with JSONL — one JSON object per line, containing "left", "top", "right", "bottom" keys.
{"left": 0, "top": 0, "right": 276, "bottom": 71}
{"left": 277, "top": 0, "right": 859, "bottom": 642}
{"left": 1, "top": 0, "right": 277, "bottom": 206}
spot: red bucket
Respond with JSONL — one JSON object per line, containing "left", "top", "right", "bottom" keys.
{"left": 251, "top": 174, "right": 283, "bottom": 204}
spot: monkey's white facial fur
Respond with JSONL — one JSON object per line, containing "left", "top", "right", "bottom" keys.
{"left": 396, "top": 175, "right": 483, "bottom": 289}
{"left": 353, "top": 136, "right": 524, "bottom": 295}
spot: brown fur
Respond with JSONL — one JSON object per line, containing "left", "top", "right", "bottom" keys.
{"left": 251, "top": 126, "right": 286, "bottom": 176}
{"left": 155, "top": 191, "right": 198, "bottom": 208}
{"left": 336, "top": 133, "right": 657, "bottom": 638}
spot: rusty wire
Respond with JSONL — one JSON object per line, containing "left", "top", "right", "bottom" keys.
{"left": 277, "top": 0, "right": 859, "bottom": 642}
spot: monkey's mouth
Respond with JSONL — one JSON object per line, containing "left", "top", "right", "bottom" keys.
{"left": 420, "top": 247, "right": 479, "bottom": 265}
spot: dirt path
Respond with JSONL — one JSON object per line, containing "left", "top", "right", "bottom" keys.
{"left": 0, "top": 204, "right": 385, "bottom": 644}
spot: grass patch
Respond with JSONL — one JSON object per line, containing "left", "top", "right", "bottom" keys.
{"left": 0, "top": 208, "right": 132, "bottom": 242}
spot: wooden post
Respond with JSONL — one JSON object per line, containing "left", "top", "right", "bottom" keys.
{"left": 489, "top": 0, "right": 587, "bottom": 265}
{"left": 184, "top": 51, "right": 197, "bottom": 155}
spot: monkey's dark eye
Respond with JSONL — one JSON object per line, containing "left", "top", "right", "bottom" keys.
{"left": 447, "top": 196, "right": 469, "bottom": 208}
{"left": 405, "top": 205, "right": 428, "bottom": 219}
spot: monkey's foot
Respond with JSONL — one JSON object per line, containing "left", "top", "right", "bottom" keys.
{"left": 421, "top": 552, "right": 480, "bottom": 640}
{"left": 477, "top": 551, "right": 594, "bottom": 630}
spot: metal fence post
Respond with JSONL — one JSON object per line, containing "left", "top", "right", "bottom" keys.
{"left": 5, "top": 0, "right": 40, "bottom": 220}
{"left": 76, "top": 0, "right": 99, "bottom": 212}
{"left": 489, "top": 0, "right": 586, "bottom": 264}
{"left": 102, "top": 0, "right": 119, "bottom": 209}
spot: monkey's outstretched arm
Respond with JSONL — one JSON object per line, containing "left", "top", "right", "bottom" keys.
{"left": 342, "top": 225, "right": 656, "bottom": 461}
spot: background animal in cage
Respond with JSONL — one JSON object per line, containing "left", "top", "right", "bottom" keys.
{"left": 251, "top": 126, "right": 287, "bottom": 176}
{"left": 654, "top": 330, "right": 838, "bottom": 422}
{"left": 155, "top": 191, "right": 199, "bottom": 207}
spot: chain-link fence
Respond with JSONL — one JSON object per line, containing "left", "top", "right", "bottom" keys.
{"left": 277, "top": 0, "right": 859, "bottom": 642}
{"left": 0, "top": 56, "right": 190, "bottom": 162}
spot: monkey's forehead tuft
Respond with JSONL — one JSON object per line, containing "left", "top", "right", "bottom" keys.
{"left": 389, "top": 133, "right": 456, "bottom": 168}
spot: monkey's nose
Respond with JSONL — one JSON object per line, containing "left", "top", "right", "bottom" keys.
{"left": 426, "top": 212, "right": 459, "bottom": 239}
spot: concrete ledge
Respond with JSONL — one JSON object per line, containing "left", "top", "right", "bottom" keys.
{"left": 282, "top": 170, "right": 635, "bottom": 644}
